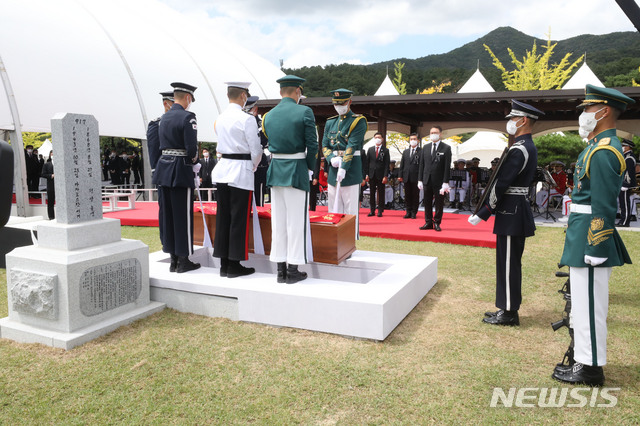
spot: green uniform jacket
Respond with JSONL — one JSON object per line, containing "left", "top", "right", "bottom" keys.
{"left": 262, "top": 97, "right": 318, "bottom": 191}
{"left": 560, "top": 128, "right": 632, "bottom": 267}
{"left": 322, "top": 110, "right": 368, "bottom": 187}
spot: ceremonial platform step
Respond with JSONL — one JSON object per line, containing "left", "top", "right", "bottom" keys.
{"left": 149, "top": 248, "right": 437, "bottom": 341}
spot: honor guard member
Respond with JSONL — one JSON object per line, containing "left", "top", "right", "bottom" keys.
{"left": 153, "top": 82, "right": 200, "bottom": 273}
{"left": 468, "top": 100, "right": 543, "bottom": 326}
{"left": 262, "top": 75, "right": 318, "bottom": 283}
{"left": 617, "top": 139, "right": 636, "bottom": 227}
{"left": 212, "top": 82, "right": 263, "bottom": 278}
{"left": 322, "top": 89, "right": 367, "bottom": 222}
{"left": 244, "top": 95, "right": 270, "bottom": 206}
{"left": 552, "top": 85, "right": 634, "bottom": 387}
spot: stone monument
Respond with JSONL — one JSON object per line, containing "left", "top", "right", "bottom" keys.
{"left": 0, "top": 113, "right": 164, "bottom": 349}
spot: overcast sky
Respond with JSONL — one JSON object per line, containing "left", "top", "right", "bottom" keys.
{"left": 158, "top": 0, "right": 637, "bottom": 68}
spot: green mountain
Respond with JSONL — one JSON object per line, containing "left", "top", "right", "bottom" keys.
{"left": 284, "top": 26, "right": 640, "bottom": 97}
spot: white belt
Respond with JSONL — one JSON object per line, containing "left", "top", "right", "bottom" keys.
{"left": 504, "top": 186, "right": 528, "bottom": 195}
{"left": 162, "top": 149, "right": 187, "bottom": 156}
{"left": 570, "top": 203, "right": 592, "bottom": 214}
{"left": 333, "top": 150, "right": 361, "bottom": 157}
{"left": 271, "top": 152, "right": 306, "bottom": 159}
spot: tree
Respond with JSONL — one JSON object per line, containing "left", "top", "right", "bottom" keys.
{"left": 417, "top": 80, "right": 451, "bottom": 95}
{"left": 392, "top": 62, "right": 407, "bottom": 95}
{"left": 534, "top": 133, "right": 586, "bottom": 167}
{"left": 484, "top": 32, "right": 584, "bottom": 90}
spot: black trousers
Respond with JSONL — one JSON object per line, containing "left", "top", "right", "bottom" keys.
{"left": 46, "top": 182, "right": 55, "bottom": 220}
{"left": 495, "top": 234, "right": 526, "bottom": 311}
{"left": 309, "top": 182, "right": 319, "bottom": 211}
{"left": 618, "top": 189, "right": 632, "bottom": 225}
{"left": 369, "top": 177, "right": 385, "bottom": 213}
{"left": 254, "top": 166, "right": 268, "bottom": 207}
{"left": 423, "top": 183, "right": 444, "bottom": 224}
{"left": 213, "top": 183, "right": 252, "bottom": 261}
{"left": 404, "top": 180, "right": 419, "bottom": 215}
{"left": 158, "top": 186, "right": 194, "bottom": 257}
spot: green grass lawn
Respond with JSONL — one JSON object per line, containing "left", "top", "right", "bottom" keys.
{"left": 1, "top": 226, "right": 639, "bottom": 424}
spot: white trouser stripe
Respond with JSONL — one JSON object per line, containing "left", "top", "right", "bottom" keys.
{"left": 505, "top": 235, "right": 511, "bottom": 311}
{"left": 186, "top": 187, "right": 192, "bottom": 255}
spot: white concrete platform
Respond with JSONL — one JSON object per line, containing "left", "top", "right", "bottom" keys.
{"left": 149, "top": 249, "right": 438, "bottom": 341}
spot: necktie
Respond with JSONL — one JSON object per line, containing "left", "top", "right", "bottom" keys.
{"left": 376, "top": 147, "right": 379, "bottom": 159}
{"left": 432, "top": 143, "right": 436, "bottom": 156}
{"left": 411, "top": 148, "right": 414, "bottom": 157}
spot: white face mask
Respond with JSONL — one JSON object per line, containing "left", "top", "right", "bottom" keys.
{"left": 185, "top": 100, "right": 192, "bottom": 111}
{"left": 506, "top": 118, "right": 524, "bottom": 135}
{"left": 409, "top": 140, "right": 418, "bottom": 147}
{"left": 203, "top": 152, "right": 209, "bottom": 158}
{"left": 578, "top": 107, "right": 605, "bottom": 139}
{"left": 334, "top": 104, "right": 349, "bottom": 116}
{"left": 430, "top": 133, "right": 440, "bottom": 142}
{"left": 27, "top": 149, "right": 33, "bottom": 154}
{"left": 374, "top": 138, "right": 382, "bottom": 146}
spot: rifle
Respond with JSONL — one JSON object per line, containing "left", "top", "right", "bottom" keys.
{"left": 551, "top": 264, "right": 574, "bottom": 369}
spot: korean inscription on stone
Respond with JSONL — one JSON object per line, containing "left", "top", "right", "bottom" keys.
{"left": 79, "top": 259, "right": 142, "bottom": 316}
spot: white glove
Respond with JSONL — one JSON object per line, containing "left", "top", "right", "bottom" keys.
{"left": 439, "top": 182, "right": 450, "bottom": 195}
{"left": 417, "top": 181, "right": 424, "bottom": 190}
{"left": 584, "top": 255, "right": 607, "bottom": 266}
{"left": 309, "top": 170, "right": 314, "bottom": 180}
{"left": 621, "top": 187, "right": 628, "bottom": 192}
{"left": 336, "top": 167, "right": 346, "bottom": 183}
{"left": 468, "top": 215, "right": 481, "bottom": 226}
{"left": 192, "top": 163, "right": 202, "bottom": 188}
{"left": 330, "top": 156, "right": 342, "bottom": 168}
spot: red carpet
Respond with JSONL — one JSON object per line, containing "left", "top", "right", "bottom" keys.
{"left": 104, "top": 202, "right": 496, "bottom": 248}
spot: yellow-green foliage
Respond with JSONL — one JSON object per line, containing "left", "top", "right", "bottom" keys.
{"left": 392, "top": 61, "right": 407, "bottom": 95}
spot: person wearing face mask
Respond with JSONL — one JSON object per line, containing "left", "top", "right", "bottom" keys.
{"left": 120, "top": 151, "right": 131, "bottom": 185}
{"left": 148, "top": 90, "right": 175, "bottom": 176}
{"left": 418, "top": 126, "right": 451, "bottom": 231}
{"left": 198, "top": 148, "right": 216, "bottom": 201}
{"left": 41, "top": 150, "right": 55, "bottom": 220}
{"left": 153, "top": 81, "right": 201, "bottom": 273}
{"left": 617, "top": 139, "right": 636, "bottom": 227}
{"left": 551, "top": 85, "right": 634, "bottom": 387}
{"left": 108, "top": 150, "right": 122, "bottom": 185}
{"left": 397, "top": 133, "right": 422, "bottom": 219}
{"left": 211, "top": 82, "right": 263, "bottom": 279}
{"left": 261, "top": 75, "right": 317, "bottom": 284}
{"left": 364, "top": 132, "right": 390, "bottom": 217}
{"left": 322, "top": 89, "right": 367, "bottom": 230}
{"left": 244, "top": 95, "right": 270, "bottom": 206}
{"left": 24, "top": 144, "right": 41, "bottom": 194}
{"left": 468, "top": 100, "right": 543, "bottom": 327}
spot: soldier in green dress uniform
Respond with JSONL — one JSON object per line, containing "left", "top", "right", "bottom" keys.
{"left": 321, "top": 89, "right": 368, "bottom": 232}
{"left": 552, "top": 84, "right": 634, "bottom": 387}
{"left": 262, "top": 75, "right": 318, "bottom": 284}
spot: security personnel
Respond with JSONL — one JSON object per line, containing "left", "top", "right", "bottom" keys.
{"left": 552, "top": 85, "right": 634, "bottom": 387}
{"left": 212, "top": 82, "right": 263, "bottom": 278}
{"left": 244, "top": 95, "right": 270, "bottom": 206}
{"left": 322, "top": 89, "right": 367, "bottom": 225}
{"left": 617, "top": 139, "right": 636, "bottom": 227}
{"left": 153, "top": 82, "right": 200, "bottom": 273}
{"left": 262, "top": 75, "right": 317, "bottom": 283}
{"left": 468, "top": 100, "right": 543, "bottom": 326}
{"left": 397, "top": 133, "right": 422, "bottom": 219}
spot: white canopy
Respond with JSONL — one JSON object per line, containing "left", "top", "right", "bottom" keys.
{"left": 456, "top": 132, "right": 507, "bottom": 167}
{"left": 562, "top": 62, "right": 604, "bottom": 90}
{"left": 458, "top": 68, "right": 495, "bottom": 93}
{"left": 374, "top": 74, "right": 400, "bottom": 96}
{"left": 0, "top": 0, "right": 284, "bottom": 142}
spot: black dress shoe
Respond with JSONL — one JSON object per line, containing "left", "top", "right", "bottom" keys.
{"left": 227, "top": 260, "right": 255, "bottom": 278}
{"left": 552, "top": 362, "right": 604, "bottom": 387}
{"left": 419, "top": 223, "right": 433, "bottom": 230}
{"left": 482, "top": 309, "right": 519, "bottom": 326}
{"left": 434, "top": 223, "right": 441, "bottom": 232}
{"left": 169, "top": 254, "right": 178, "bottom": 273}
{"left": 403, "top": 213, "right": 411, "bottom": 219}
{"left": 367, "top": 212, "right": 375, "bottom": 217}
{"left": 484, "top": 310, "right": 499, "bottom": 318}
{"left": 176, "top": 256, "right": 201, "bottom": 273}
{"left": 220, "top": 258, "right": 229, "bottom": 277}
{"left": 277, "top": 262, "right": 287, "bottom": 283}
{"left": 411, "top": 213, "right": 417, "bottom": 219}
{"left": 553, "top": 362, "right": 574, "bottom": 377}
{"left": 286, "top": 264, "right": 307, "bottom": 284}
{"left": 377, "top": 212, "right": 383, "bottom": 217}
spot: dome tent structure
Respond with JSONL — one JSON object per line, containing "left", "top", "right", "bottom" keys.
{"left": 562, "top": 61, "right": 605, "bottom": 89}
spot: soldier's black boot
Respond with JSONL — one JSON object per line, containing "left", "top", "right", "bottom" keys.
{"left": 176, "top": 256, "right": 200, "bottom": 273}
{"left": 277, "top": 262, "right": 287, "bottom": 283}
{"left": 285, "top": 264, "right": 307, "bottom": 284}
{"left": 169, "top": 254, "right": 178, "bottom": 273}
{"left": 227, "top": 260, "right": 255, "bottom": 279}
{"left": 482, "top": 309, "right": 519, "bottom": 326}
{"left": 220, "top": 258, "right": 229, "bottom": 277}
{"left": 552, "top": 362, "right": 604, "bottom": 387}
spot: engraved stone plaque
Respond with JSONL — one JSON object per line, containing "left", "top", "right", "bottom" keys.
{"left": 10, "top": 269, "right": 58, "bottom": 320}
{"left": 79, "top": 259, "right": 142, "bottom": 316}
{"left": 50, "top": 113, "right": 102, "bottom": 224}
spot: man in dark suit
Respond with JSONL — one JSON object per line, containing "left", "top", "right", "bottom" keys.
{"left": 41, "top": 151, "right": 55, "bottom": 220}
{"left": 364, "top": 132, "right": 390, "bottom": 217}
{"left": 398, "top": 132, "right": 422, "bottom": 219}
{"left": 418, "top": 126, "right": 451, "bottom": 231}
{"left": 198, "top": 147, "right": 216, "bottom": 200}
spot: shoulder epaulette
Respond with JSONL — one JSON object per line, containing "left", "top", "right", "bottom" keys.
{"left": 261, "top": 111, "right": 269, "bottom": 140}
{"left": 348, "top": 115, "right": 368, "bottom": 135}
{"left": 326, "top": 114, "right": 339, "bottom": 121}
{"left": 585, "top": 145, "right": 625, "bottom": 178}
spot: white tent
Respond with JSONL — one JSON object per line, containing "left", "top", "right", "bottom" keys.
{"left": 456, "top": 132, "right": 507, "bottom": 167}
{"left": 38, "top": 139, "right": 52, "bottom": 159}
{"left": 458, "top": 68, "right": 495, "bottom": 93}
{"left": 562, "top": 62, "right": 605, "bottom": 89}
{"left": 0, "top": 0, "right": 284, "bottom": 142}
{"left": 374, "top": 74, "right": 400, "bottom": 96}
